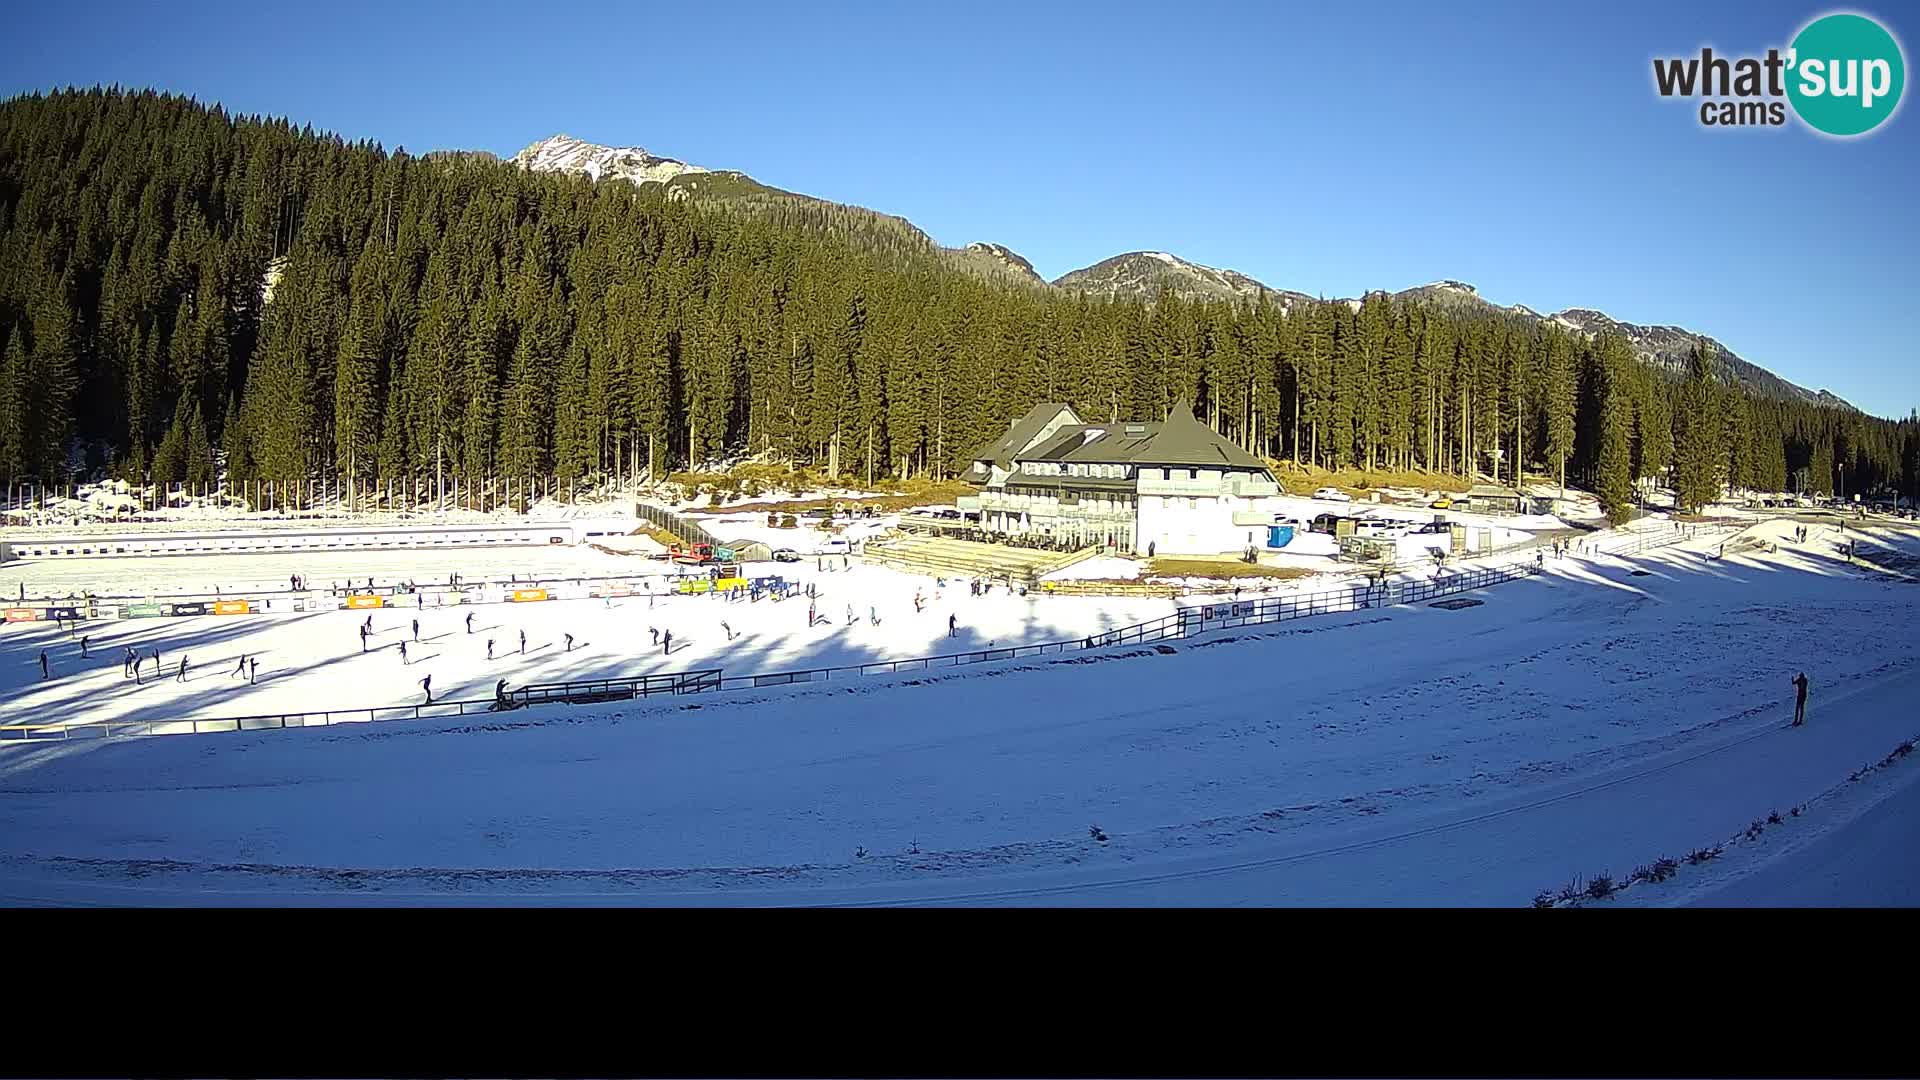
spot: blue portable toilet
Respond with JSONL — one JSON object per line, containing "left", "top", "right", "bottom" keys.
{"left": 1265, "top": 525, "right": 1295, "bottom": 549}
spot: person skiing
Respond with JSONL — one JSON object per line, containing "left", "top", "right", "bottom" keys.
{"left": 948, "top": 613, "right": 957, "bottom": 638}
{"left": 420, "top": 675, "right": 432, "bottom": 705}
{"left": 846, "top": 604, "right": 855, "bottom": 626}
{"left": 38, "top": 649, "right": 49, "bottom": 680}
{"left": 494, "top": 678, "right": 510, "bottom": 710}
{"left": 808, "top": 600, "right": 816, "bottom": 626}
{"left": 79, "top": 635, "right": 89, "bottom": 658}
{"left": 249, "top": 657, "right": 258, "bottom": 685}
{"left": 412, "top": 618, "right": 420, "bottom": 642}
{"left": 176, "top": 655, "right": 188, "bottom": 683}
{"left": 233, "top": 654, "right": 248, "bottom": 679}
{"left": 662, "top": 629, "right": 672, "bottom": 655}
{"left": 869, "top": 606, "right": 878, "bottom": 626}
{"left": 519, "top": 629, "right": 526, "bottom": 655}
{"left": 487, "top": 638, "right": 495, "bottom": 661}
{"left": 123, "top": 646, "right": 136, "bottom": 679}
{"left": 399, "top": 641, "right": 409, "bottom": 665}
{"left": 1791, "top": 672, "right": 1810, "bottom": 727}
{"left": 564, "top": 633, "right": 574, "bottom": 652}
{"left": 650, "top": 626, "right": 660, "bottom": 647}
{"left": 466, "top": 612, "right": 475, "bottom": 634}
{"left": 150, "top": 650, "right": 160, "bottom": 679}
{"left": 360, "top": 624, "right": 369, "bottom": 652}
{"left": 721, "top": 620, "right": 733, "bottom": 642}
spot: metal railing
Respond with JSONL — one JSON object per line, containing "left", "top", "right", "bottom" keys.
{"left": 633, "top": 502, "right": 720, "bottom": 547}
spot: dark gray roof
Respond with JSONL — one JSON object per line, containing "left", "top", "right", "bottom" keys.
{"left": 969, "top": 402, "right": 1078, "bottom": 469}
{"left": 1018, "top": 401, "right": 1269, "bottom": 471}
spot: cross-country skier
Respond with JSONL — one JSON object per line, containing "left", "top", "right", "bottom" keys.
{"left": 650, "top": 626, "right": 659, "bottom": 646}
{"left": 412, "top": 618, "right": 420, "bottom": 642}
{"left": 948, "top": 613, "right": 957, "bottom": 638}
{"left": 467, "top": 612, "right": 474, "bottom": 634}
{"left": 869, "top": 606, "right": 878, "bottom": 626}
{"left": 487, "top": 638, "right": 495, "bottom": 660}
{"left": 662, "top": 629, "right": 672, "bottom": 655}
{"left": 79, "top": 635, "right": 89, "bottom": 658}
{"left": 123, "top": 646, "right": 135, "bottom": 678}
{"left": 1791, "top": 672, "right": 1810, "bottom": 727}
{"left": 721, "top": 620, "right": 732, "bottom": 641}
{"left": 38, "top": 649, "right": 49, "bottom": 680}
{"left": 494, "top": 678, "right": 510, "bottom": 710}
{"left": 360, "top": 624, "right": 369, "bottom": 652}
{"left": 233, "top": 654, "right": 247, "bottom": 679}
{"left": 420, "top": 675, "right": 432, "bottom": 705}
{"left": 564, "top": 633, "right": 574, "bottom": 652}
{"left": 846, "top": 604, "right": 855, "bottom": 626}
{"left": 176, "top": 656, "right": 188, "bottom": 682}
{"left": 249, "top": 658, "right": 258, "bottom": 685}
{"left": 399, "top": 641, "right": 409, "bottom": 665}
{"left": 519, "top": 629, "right": 526, "bottom": 655}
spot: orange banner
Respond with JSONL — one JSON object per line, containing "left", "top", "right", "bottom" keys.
{"left": 3, "top": 608, "right": 39, "bottom": 622}
{"left": 510, "top": 589, "right": 549, "bottom": 602}
{"left": 213, "top": 600, "right": 251, "bottom": 615}
{"left": 346, "top": 595, "right": 385, "bottom": 609}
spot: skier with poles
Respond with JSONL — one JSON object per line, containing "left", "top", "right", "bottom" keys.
{"left": 487, "top": 638, "right": 495, "bottom": 661}
{"left": 412, "top": 618, "right": 420, "bottom": 642}
{"left": 419, "top": 675, "right": 433, "bottom": 705}
{"left": 519, "top": 629, "right": 526, "bottom": 655}
{"left": 360, "top": 624, "right": 369, "bottom": 652}
{"left": 233, "top": 654, "right": 248, "bottom": 679}
{"left": 249, "top": 658, "right": 258, "bottom": 685}
{"left": 399, "top": 641, "right": 409, "bottom": 665}
{"left": 79, "top": 635, "right": 89, "bottom": 658}
{"left": 662, "top": 629, "right": 672, "bottom": 655}
{"left": 176, "top": 655, "right": 188, "bottom": 683}
{"left": 564, "top": 633, "right": 574, "bottom": 653}
{"left": 467, "top": 612, "right": 475, "bottom": 634}
{"left": 38, "top": 649, "right": 49, "bottom": 680}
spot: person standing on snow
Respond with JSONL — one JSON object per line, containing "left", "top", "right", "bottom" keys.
{"left": 662, "top": 629, "right": 672, "bottom": 655}
{"left": 412, "top": 618, "right": 420, "bottom": 642}
{"left": 419, "top": 675, "right": 432, "bottom": 705}
{"left": 650, "top": 626, "right": 659, "bottom": 647}
{"left": 487, "top": 638, "right": 496, "bottom": 661}
{"left": 399, "top": 641, "right": 409, "bottom": 665}
{"left": 176, "top": 655, "right": 189, "bottom": 683}
{"left": 38, "top": 649, "right": 49, "bottom": 680}
{"left": 1791, "top": 672, "right": 1810, "bottom": 727}
{"left": 249, "top": 657, "right": 258, "bottom": 685}
{"left": 79, "top": 635, "right": 89, "bottom": 658}
{"left": 467, "top": 612, "right": 475, "bottom": 634}
{"left": 360, "top": 624, "right": 369, "bottom": 652}
{"left": 948, "top": 613, "right": 957, "bottom": 638}
{"left": 519, "top": 629, "right": 526, "bottom": 655}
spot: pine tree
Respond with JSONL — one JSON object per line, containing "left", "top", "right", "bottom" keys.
{"left": 1672, "top": 345, "right": 1725, "bottom": 513}
{"left": 1595, "top": 338, "right": 1635, "bottom": 525}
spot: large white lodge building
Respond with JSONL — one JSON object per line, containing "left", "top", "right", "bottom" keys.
{"left": 959, "top": 401, "right": 1283, "bottom": 556}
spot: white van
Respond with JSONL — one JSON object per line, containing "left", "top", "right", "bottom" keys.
{"left": 818, "top": 538, "right": 852, "bottom": 556}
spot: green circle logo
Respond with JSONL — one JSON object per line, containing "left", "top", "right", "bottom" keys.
{"left": 1787, "top": 13, "right": 1906, "bottom": 136}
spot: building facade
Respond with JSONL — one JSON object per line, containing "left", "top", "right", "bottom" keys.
{"left": 959, "top": 401, "right": 1282, "bottom": 556}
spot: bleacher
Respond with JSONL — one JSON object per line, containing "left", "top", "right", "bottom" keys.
{"left": 864, "top": 535, "right": 1099, "bottom": 587}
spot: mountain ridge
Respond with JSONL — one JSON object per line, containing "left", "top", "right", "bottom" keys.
{"left": 511, "top": 133, "right": 1849, "bottom": 410}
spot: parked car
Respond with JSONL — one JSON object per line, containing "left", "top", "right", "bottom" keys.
{"left": 818, "top": 538, "right": 852, "bottom": 556}
{"left": 1312, "top": 487, "right": 1353, "bottom": 502}
{"left": 1429, "top": 496, "right": 1454, "bottom": 510}
{"left": 771, "top": 548, "right": 801, "bottom": 563}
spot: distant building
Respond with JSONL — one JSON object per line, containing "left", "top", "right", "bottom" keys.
{"left": 960, "top": 400, "right": 1280, "bottom": 555}
{"left": 1464, "top": 484, "right": 1528, "bottom": 515}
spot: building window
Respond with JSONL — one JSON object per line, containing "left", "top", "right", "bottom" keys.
{"left": 1188, "top": 468, "right": 1198, "bottom": 480}
{"left": 1188, "top": 498, "right": 1197, "bottom": 509}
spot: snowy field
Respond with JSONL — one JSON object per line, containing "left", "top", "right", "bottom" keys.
{"left": 1, "top": 516, "right": 1915, "bottom": 905}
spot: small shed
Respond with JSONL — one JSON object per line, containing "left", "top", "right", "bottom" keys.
{"left": 1465, "top": 484, "right": 1527, "bottom": 515}
{"left": 724, "top": 539, "right": 775, "bottom": 563}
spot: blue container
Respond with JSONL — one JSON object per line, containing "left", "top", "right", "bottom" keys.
{"left": 1266, "top": 525, "right": 1295, "bottom": 549}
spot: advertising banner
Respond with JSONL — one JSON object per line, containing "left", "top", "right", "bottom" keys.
{"left": 346, "top": 594, "right": 384, "bottom": 609}
{"left": 213, "top": 600, "right": 251, "bottom": 615}
{"left": 510, "top": 588, "right": 549, "bottom": 603}
{"left": 123, "top": 603, "right": 165, "bottom": 618}
{"left": 45, "top": 606, "right": 81, "bottom": 621}
{"left": 168, "top": 602, "right": 207, "bottom": 616}
{"left": 3, "top": 607, "right": 40, "bottom": 622}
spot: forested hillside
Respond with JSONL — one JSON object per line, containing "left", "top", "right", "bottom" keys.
{"left": 0, "top": 88, "right": 1913, "bottom": 520}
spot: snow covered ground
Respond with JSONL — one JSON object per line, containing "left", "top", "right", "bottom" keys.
{"left": 0, "top": 517, "right": 1914, "bottom": 905}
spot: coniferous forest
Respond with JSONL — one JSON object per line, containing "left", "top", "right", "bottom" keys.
{"left": 1, "top": 88, "right": 1915, "bottom": 524}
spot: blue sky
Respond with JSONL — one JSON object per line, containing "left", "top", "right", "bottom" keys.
{"left": 8, "top": 0, "right": 1916, "bottom": 417}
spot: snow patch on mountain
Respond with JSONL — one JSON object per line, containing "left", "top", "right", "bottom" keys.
{"left": 512, "top": 134, "right": 709, "bottom": 187}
